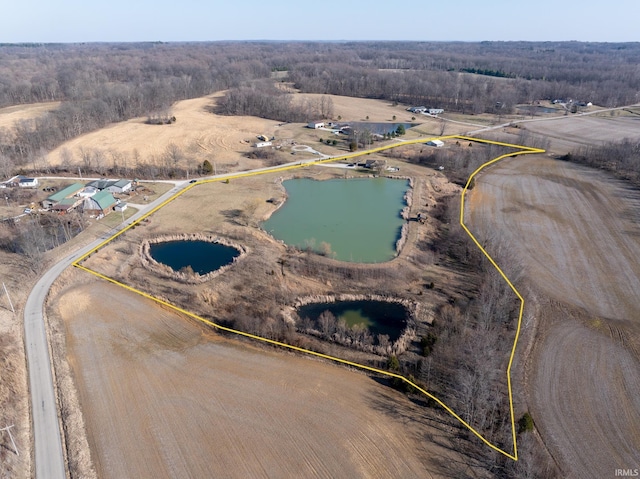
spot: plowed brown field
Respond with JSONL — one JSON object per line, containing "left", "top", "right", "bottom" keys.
{"left": 53, "top": 279, "right": 461, "bottom": 479}
{"left": 467, "top": 156, "right": 640, "bottom": 478}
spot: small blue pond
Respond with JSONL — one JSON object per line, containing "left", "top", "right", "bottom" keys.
{"left": 149, "top": 240, "right": 240, "bottom": 275}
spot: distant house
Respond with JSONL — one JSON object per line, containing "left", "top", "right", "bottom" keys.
{"left": 42, "top": 183, "right": 85, "bottom": 210}
{"left": 86, "top": 179, "right": 114, "bottom": 190}
{"left": 19, "top": 177, "right": 38, "bottom": 188}
{"left": 86, "top": 179, "right": 132, "bottom": 194}
{"left": 307, "top": 121, "right": 325, "bottom": 129}
{"left": 254, "top": 141, "right": 272, "bottom": 148}
{"left": 82, "top": 190, "right": 117, "bottom": 216}
{"left": 364, "top": 159, "right": 386, "bottom": 169}
{"left": 427, "top": 139, "right": 445, "bottom": 147}
{"left": 407, "top": 106, "right": 427, "bottom": 113}
{"left": 428, "top": 108, "right": 444, "bottom": 115}
{"left": 114, "top": 202, "right": 128, "bottom": 212}
{"left": 107, "top": 179, "right": 132, "bottom": 194}
{"left": 3, "top": 175, "right": 38, "bottom": 188}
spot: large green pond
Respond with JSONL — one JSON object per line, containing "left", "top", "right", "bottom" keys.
{"left": 263, "top": 178, "right": 408, "bottom": 263}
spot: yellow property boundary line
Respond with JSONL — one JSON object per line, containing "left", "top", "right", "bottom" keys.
{"left": 72, "top": 135, "right": 544, "bottom": 461}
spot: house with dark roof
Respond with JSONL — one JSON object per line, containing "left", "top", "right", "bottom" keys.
{"left": 82, "top": 190, "right": 117, "bottom": 216}
{"left": 86, "top": 179, "right": 114, "bottom": 190}
{"left": 19, "top": 177, "right": 38, "bottom": 188}
{"left": 2, "top": 175, "right": 38, "bottom": 188}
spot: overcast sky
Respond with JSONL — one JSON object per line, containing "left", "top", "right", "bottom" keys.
{"left": 2, "top": 0, "right": 638, "bottom": 43}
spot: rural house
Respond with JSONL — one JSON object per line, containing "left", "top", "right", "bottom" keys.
{"left": 86, "top": 179, "right": 114, "bottom": 190}
{"left": 86, "top": 179, "right": 132, "bottom": 194}
{"left": 19, "top": 177, "right": 39, "bottom": 188}
{"left": 2, "top": 175, "right": 39, "bottom": 188}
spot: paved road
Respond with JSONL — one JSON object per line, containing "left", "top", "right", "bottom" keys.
{"left": 24, "top": 182, "right": 188, "bottom": 479}
{"left": 24, "top": 152, "right": 337, "bottom": 478}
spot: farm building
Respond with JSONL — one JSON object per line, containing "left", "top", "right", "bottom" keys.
{"left": 427, "top": 139, "right": 445, "bottom": 147}
{"left": 115, "top": 202, "right": 128, "bottom": 212}
{"left": 254, "top": 141, "right": 272, "bottom": 148}
{"left": 407, "top": 106, "right": 427, "bottom": 113}
{"left": 78, "top": 186, "right": 99, "bottom": 198}
{"left": 307, "top": 121, "right": 325, "bottom": 129}
{"left": 86, "top": 179, "right": 132, "bottom": 194}
{"left": 428, "top": 108, "right": 444, "bottom": 115}
{"left": 107, "top": 179, "right": 132, "bottom": 194}
{"left": 42, "top": 183, "right": 85, "bottom": 210}
{"left": 82, "top": 190, "right": 117, "bottom": 216}
{"left": 51, "top": 198, "right": 79, "bottom": 213}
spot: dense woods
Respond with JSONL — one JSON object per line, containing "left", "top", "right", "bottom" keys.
{"left": 1, "top": 41, "right": 639, "bottom": 175}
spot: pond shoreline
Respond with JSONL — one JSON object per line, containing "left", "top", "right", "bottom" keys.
{"left": 139, "top": 233, "right": 248, "bottom": 284}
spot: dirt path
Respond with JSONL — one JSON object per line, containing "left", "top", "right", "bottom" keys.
{"left": 467, "top": 156, "right": 640, "bottom": 477}
{"left": 52, "top": 279, "right": 463, "bottom": 479}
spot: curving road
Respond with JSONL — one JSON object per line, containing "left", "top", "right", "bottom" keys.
{"left": 24, "top": 183, "right": 189, "bottom": 478}
{"left": 24, "top": 153, "right": 350, "bottom": 477}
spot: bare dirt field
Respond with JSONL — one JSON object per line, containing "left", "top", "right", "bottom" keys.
{"left": 520, "top": 115, "right": 640, "bottom": 153}
{"left": 50, "top": 278, "right": 463, "bottom": 479}
{"left": 467, "top": 156, "right": 640, "bottom": 478}
{"left": 0, "top": 101, "right": 60, "bottom": 131}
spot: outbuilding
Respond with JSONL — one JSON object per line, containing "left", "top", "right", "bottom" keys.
{"left": 427, "top": 139, "right": 445, "bottom": 147}
{"left": 254, "top": 141, "right": 272, "bottom": 148}
{"left": 107, "top": 179, "right": 132, "bottom": 194}
{"left": 42, "top": 183, "right": 85, "bottom": 210}
{"left": 307, "top": 121, "right": 325, "bottom": 129}
{"left": 82, "top": 190, "right": 117, "bottom": 216}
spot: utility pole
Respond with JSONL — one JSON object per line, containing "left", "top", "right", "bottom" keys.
{"left": 3, "top": 282, "right": 15, "bottom": 314}
{"left": 1, "top": 425, "right": 19, "bottom": 456}
{"left": 78, "top": 167, "right": 82, "bottom": 180}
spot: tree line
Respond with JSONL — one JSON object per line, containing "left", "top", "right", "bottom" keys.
{"left": 562, "top": 138, "right": 640, "bottom": 186}
{"left": 0, "top": 41, "right": 637, "bottom": 177}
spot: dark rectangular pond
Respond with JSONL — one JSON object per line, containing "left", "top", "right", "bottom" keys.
{"left": 297, "top": 300, "right": 408, "bottom": 342}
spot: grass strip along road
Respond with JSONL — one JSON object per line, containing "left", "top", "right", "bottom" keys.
{"left": 72, "top": 135, "right": 544, "bottom": 462}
